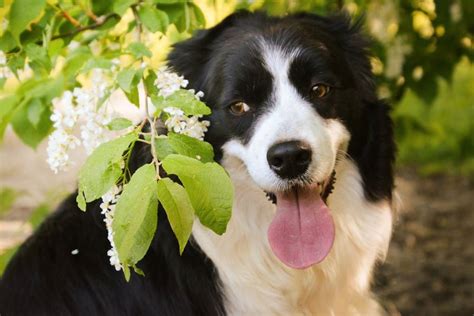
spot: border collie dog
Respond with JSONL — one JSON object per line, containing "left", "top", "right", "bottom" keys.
{"left": 0, "top": 11, "right": 395, "bottom": 316}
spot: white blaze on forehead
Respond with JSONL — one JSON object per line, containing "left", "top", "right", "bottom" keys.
{"left": 223, "top": 42, "right": 350, "bottom": 192}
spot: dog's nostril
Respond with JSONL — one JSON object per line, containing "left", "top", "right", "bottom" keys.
{"left": 296, "top": 150, "right": 311, "bottom": 166}
{"left": 267, "top": 141, "right": 312, "bottom": 179}
{"left": 270, "top": 157, "right": 284, "bottom": 169}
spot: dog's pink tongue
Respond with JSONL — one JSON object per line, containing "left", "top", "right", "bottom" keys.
{"left": 268, "top": 186, "right": 335, "bottom": 269}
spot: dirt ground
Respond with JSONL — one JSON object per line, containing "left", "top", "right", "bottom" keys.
{"left": 1, "top": 130, "right": 473, "bottom": 315}
{"left": 375, "top": 169, "right": 474, "bottom": 316}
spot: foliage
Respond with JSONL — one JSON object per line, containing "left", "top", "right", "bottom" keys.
{"left": 394, "top": 57, "right": 474, "bottom": 176}
{"left": 0, "top": 187, "right": 21, "bottom": 216}
{"left": 0, "top": 0, "right": 233, "bottom": 280}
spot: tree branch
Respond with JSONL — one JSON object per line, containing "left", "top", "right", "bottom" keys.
{"left": 50, "top": 13, "right": 118, "bottom": 41}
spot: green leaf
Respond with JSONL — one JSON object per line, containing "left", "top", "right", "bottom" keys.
{"left": 0, "top": 32, "right": 16, "bottom": 52}
{"left": 126, "top": 42, "right": 152, "bottom": 59}
{"left": 0, "top": 188, "right": 21, "bottom": 217}
{"left": 107, "top": 118, "right": 133, "bottom": 131}
{"left": 26, "top": 98, "right": 44, "bottom": 127}
{"left": 151, "top": 90, "right": 210, "bottom": 116}
{"left": 113, "top": 163, "right": 158, "bottom": 280}
{"left": 10, "top": 99, "right": 52, "bottom": 148}
{"left": 78, "top": 133, "right": 137, "bottom": 205}
{"left": 190, "top": 3, "right": 206, "bottom": 29}
{"left": 47, "top": 39, "right": 64, "bottom": 58}
{"left": 113, "top": 0, "right": 136, "bottom": 16}
{"left": 63, "top": 48, "right": 92, "bottom": 77}
{"left": 0, "top": 96, "right": 18, "bottom": 141}
{"left": 137, "top": 4, "right": 169, "bottom": 33}
{"left": 0, "top": 247, "right": 18, "bottom": 276}
{"left": 157, "top": 178, "right": 194, "bottom": 253}
{"left": 144, "top": 70, "right": 158, "bottom": 96}
{"left": 153, "top": 0, "right": 186, "bottom": 3}
{"left": 154, "top": 136, "right": 176, "bottom": 160}
{"left": 76, "top": 191, "right": 86, "bottom": 212}
{"left": 29, "top": 203, "right": 50, "bottom": 229}
{"left": 168, "top": 132, "right": 214, "bottom": 162}
{"left": 81, "top": 57, "right": 114, "bottom": 73}
{"left": 125, "top": 85, "right": 140, "bottom": 107}
{"left": 117, "top": 68, "right": 140, "bottom": 93}
{"left": 162, "top": 154, "right": 233, "bottom": 235}
{"left": 8, "top": 0, "right": 47, "bottom": 42}
{"left": 17, "top": 76, "right": 64, "bottom": 101}
{"left": 7, "top": 54, "right": 26, "bottom": 76}
{"left": 132, "top": 265, "right": 145, "bottom": 277}
{"left": 24, "top": 43, "right": 52, "bottom": 73}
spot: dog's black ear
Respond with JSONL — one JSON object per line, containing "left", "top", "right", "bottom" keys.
{"left": 293, "top": 12, "right": 376, "bottom": 101}
{"left": 350, "top": 100, "right": 396, "bottom": 201}
{"left": 167, "top": 10, "right": 253, "bottom": 87}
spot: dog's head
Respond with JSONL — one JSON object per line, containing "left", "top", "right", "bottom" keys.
{"left": 168, "top": 11, "right": 394, "bottom": 269}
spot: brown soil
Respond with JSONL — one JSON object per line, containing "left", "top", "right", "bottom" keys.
{"left": 375, "top": 169, "right": 474, "bottom": 316}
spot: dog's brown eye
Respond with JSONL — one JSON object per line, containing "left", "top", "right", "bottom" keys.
{"left": 229, "top": 101, "right": 250, "bottom": 116}
{"left": 311, "top": 84, "right": 331, "bottom": 98}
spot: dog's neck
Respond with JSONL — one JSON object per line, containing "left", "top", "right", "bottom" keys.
{"left": 192, "top": 155, "right": 393, "bottom": 316}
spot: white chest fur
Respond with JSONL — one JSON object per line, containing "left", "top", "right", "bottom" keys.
{"left": 192, "top": 157, "right": 393, "bottom": 316}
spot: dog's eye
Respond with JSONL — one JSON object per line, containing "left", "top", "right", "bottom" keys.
{"left": 311, "top": 84, "right": 331, "bottom": 98}
{"left": 229, "top": 101, "right": 250, "bottom": 116}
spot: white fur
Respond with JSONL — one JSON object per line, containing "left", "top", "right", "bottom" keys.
{"left": 193, "top": 157, "right": 392, "bottom": 315}
{"left": 192, "top": 43, "right": 393, "bottom": 315}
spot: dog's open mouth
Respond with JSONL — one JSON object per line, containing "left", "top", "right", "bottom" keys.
{"left": 266, "top": 172, "right": 336, "bottom": 269}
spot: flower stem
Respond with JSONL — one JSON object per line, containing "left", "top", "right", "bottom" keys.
{"left": 132, "top": 4, "right": 161, "bottom": 179}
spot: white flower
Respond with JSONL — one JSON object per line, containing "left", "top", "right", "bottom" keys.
{"left": 46, "top": 129, "right": 80, "bottom": 173}
{"left": 1, "top": 19, "right": 8, "bottom": 33}
{"left": 108, "top": 42, "right": 121, "bottom": 51}
{"left": 182, "top": 116, "right": 210, "bottom": 140}
{"left": 155, "top": 67, "right": 189, "bottom": 98}
{"left": 89, "top": 40, "right": 102, "bottom": 56}
{"left": 107, "top": 248, "right": 122, "bottom": 271}
{"left": 188, "top": 89, "right": 205, "bottom": 100}
{"left": 163, "top": 106, "right": 210, "bottom": 140}
{"left": 163, "top": 107, "right": 184, "bottom": 116}
{"left": 46, "top": 69, "right": 116, "bottom": 172}
{"left": 67, "top": 41, "right": 80, "bottom": 52}
{"left": 195, "top": 91, "right": 205, "bottom": 100}
{"left": 111, "top": 58, "right": 120, "bottom": 72}
{"left": 0, "top": 51, "right": 6, "bottom": 66}
{"left": 0, "top": 50, "right": 13, "bottom": 80}
{"left": 100, "top": 185, "right": 123, "bottom": 271}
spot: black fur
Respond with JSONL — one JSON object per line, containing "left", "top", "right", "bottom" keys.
{"left": 0, "top": 11, "right": 395, "bottom": 315}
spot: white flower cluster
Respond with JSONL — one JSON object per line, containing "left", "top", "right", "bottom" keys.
{"left": 47, "top": 69, "right": 113, "bottom": 173}
{"left": 154, "top": 67, "right": 210, "bottom": 140}
{"left": 163, "top": 107, "right": 210, "bottom": 140}
{"left": 0, "top": 51, "right": 13, "bottom": 80}
{"left": 100, "top": 185, "right": 123, "bottom": 271}
{"left": 155, "top": 67, "right": 189, "bottom": 97}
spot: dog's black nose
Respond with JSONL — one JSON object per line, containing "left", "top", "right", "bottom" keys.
{"left": 267, "top": 141, "right": 312, "bottom": 179}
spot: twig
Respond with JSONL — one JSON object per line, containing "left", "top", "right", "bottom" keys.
{"left": 61, "top": 10, "right": 81, "bottom": 27}
{"left": 132, "top": 4, "right": 161, "bottom": 178}
{"left": 50, "top": 13, "right": 118, "bottom": 41}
